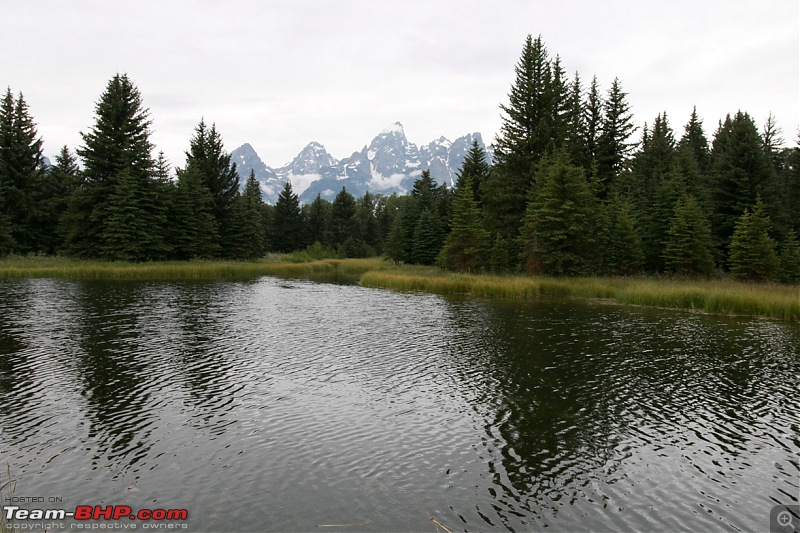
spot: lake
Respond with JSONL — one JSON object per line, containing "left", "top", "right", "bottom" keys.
{"left": 1, "top": 276, "right": 798, "bottom": 532}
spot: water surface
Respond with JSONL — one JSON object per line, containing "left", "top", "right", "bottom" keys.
{"left": 0, "top": 277, "right": 798, "bottom": 531}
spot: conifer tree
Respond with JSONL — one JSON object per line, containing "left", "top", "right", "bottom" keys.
{"left": 181, "top": 119, "right": 240, "bottom": 256}
{"left": 411, "top": 207, "right": 444, "bottom": 265}
{"left": 454, "top": 140, "right": 490, "bottom": 205}
{"left": 564, "top": 72, "right": 587, "bottom": 168}
{"left": 437, "top": 176, "right": 490, "bottom": 272}
{"left": 710, "top": 111, "right": 777, "bottom": 260}
{"left": 171, "top": 165, "right": 219, "bottom": 259}
{"left": 520, "top": 151, "right": 596, "bottom": 275}
{"left": 582, "top": 76, "right": 603, "bottom": 171}
{"left": 0, "top": 190, "right": 13, "bottom": 255}
{"left": 100, "top": 168, "right": 170, "bottom": 261}
{"left": 303, "top": 193, "right": 330, "bottom": 247}
{"left": 0, "top": 89, "right": 47, "bottom": 253}
{"left": 596, "top": 78, "right": 636, "bottom": 194}
{"left": 64, "top": 74, "right": 161, "bottom": 258}
{"left": 226, "top": 170, "right": 266, "bottom": 259}
{"left": 678, "top": 107, "right": 710, "bottom": 174}
{"left": 356, "top": 192, "right": 380, "bottom": 252}
{"left": 779, "top": 230, "right": 800, "bottom": 284}
{"left": 603, "top": 195, "right": 644, "bottom": 275}
{"left": 662, "top": 195, "right": 715, "bottom": 277}
{"left": 271, "top": 181, "right": 303, "bottom": 253}
{"left": 728, "top": 197, "right": 779, "bottom": 281}
{"left": 385, "top": 210, "right": 409, "bottom": 264}
{"left": 329, "top": 187, "right": 357, "bottom": 248}
{"left": 483, "top": 35, "right": 554, "bottom": 250}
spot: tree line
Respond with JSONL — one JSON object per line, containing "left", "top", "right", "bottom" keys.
{"left": 1, "top": 35, "right": 799, "bottom": 282}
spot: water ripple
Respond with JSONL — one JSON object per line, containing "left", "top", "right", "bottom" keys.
{"left": 0, "top": 279, "right": 797, "bottom": 531}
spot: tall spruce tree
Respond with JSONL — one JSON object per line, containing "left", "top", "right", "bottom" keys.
{"left": 437, "top": 176, "right": 490, "bottom": 272}
{"left": 662, "top": 195, "right": 715, "bottom": 277}
{"left": 226, "top": 170, "right": 266, "bottom": 259}
{"left": 728, "top": 196, "right": 779, "bottom": 281}
{"left": 710, "top": 111, "right": 778, "bottom": 261}
{"left": 171, "top": 165, "right": 219, "bottom": 259}
{"left": 582, "top": 76, "right": 604, "bottom": 172}
{"left": 0, "top": 89, "right": 47, "bottom": 253}
{"left": 303, "top": 193, "right": 330, "bottom": 247}
{"left": 483, "top": 35, "right": 555, "bottom": 251}
{"left": 64, "top": 74, "right": 164, "bottom": 258}
{"left": 181, "top": 119, "right": 240, "bottom": 257}
{"left": 564, "top": 72, "right": 587, "bottom": 168}
{"left": 678, "top": 107, "right": 711, "bottom": 174}
{"left": 596, "top": 78, "right": 636, "bottom": 194}
{"left": 778, "top": 230, "right": 800, "bottom": 284}
{"left": 603, "top": 194, "right": 644, "bottom": 275}
{"left": 520, "top": 151, "right": 597, "bottom": 275}
{"left": 329, "top": 187, "right": 358, "bottom": 248}
{"left": 454, "top": 140, "right": 490, "bottom": 205}
{"left": 271, "top": 181, "right": 303, "bottom": 253}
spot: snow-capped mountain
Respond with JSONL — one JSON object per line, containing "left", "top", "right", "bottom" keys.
{"left": 230, "top": 122, "right": 492, "bottom": 204}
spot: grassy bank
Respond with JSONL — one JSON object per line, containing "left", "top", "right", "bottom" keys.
{"left": 360, "top": 267, "right": 800, "bottom": 322}
{"left": 0, "top": 256, "right": 385, "bottom": 280}
{"left": 1, "top": 256, "right": 797, "bottom": 321}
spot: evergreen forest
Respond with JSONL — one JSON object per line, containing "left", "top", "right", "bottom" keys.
{"left": 1, "top": 35, "right": 799, "bottom": 283}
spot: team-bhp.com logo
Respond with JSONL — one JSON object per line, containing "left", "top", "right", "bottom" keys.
{"left": 4, "top": 504, "right": 188, "bottom": 526}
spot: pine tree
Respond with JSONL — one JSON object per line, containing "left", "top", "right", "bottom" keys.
{"left": 181, "top": 119, "right": 240, "bottom": 256}
{"left": 710, "top": 111, "right": 777, "bottom": 261}
{"left": 662, "top": 195, "right": 715, "bottom": 277}
{"left": 270, "top": 181, "right": 303, "bottom": 253}
{"left": 226, "top": 170, "right": 266, "bottom": 259}
{"left": 0, "top": 89, "right": 47, "bottom": 253}
{"left": 329, "top": 187, "right": 357, "bottom": 248}
{"left": 482, "top": 35, "right": 555, "bottom": 249}
{"left": 100, "top": 168, "right": 167, "bottom": 261}
{"left": 64, "top": 74, "right": 162, "bottom": 258}
{"left": 564, "top": 72, "right": 587, "bottom": 168}
{"left": 356, "top": 192, "right": 380, "bottom": 252}
{"left": 303, "top": 193, "right": 330, "bottom": 247}
{"left": 603, "top": 195, "right": 644, "bottom": 275}
{"left": 0, "top": 189, "right": 13, "bottom": 255}
{"left": 728, "top": 197, "right": 779, "bottom": 281}
{"left": 623, "top": 114, "right": 678, "bottom": 271}
{"left": 678, "top": 107, "right": 710, "bottom": 174}
{"left": 437, "top": 176, "right": 490, "bottom": 272}
{"left": 520, "top": 151, "right": 597, "bottom": 275}
{"left": 779, "top": 230, "right": 800, "bottom": 284}
{"left": 411, "top": 207, "right": 444, "bottom": 265}
{"left": 582, "top": 75, "right": 603, "bottom": 171}
{"left": 454, "top": 140, "right": 490, "bottom": 205}
{"left": 385, "top": 210, "right": 409, "bottom": 264}
{"left": 596, "top": 77, "right": 636, "bottom": 194}
{"left": 171, "top": 165, "right": 219, "bottom": 259}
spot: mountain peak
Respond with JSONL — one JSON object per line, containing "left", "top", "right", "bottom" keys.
{"left": 381, "top": 122, "right": 405, "bottom": 135}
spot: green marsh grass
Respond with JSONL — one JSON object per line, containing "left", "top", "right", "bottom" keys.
{"left": 0, "top": 256, "right": 386, "bottom": 281}
{"left": 2, "top": 256, "right": 797, "bottom": 321}
{"left": 360, "top": 268, "right": 800, "bottom": 321}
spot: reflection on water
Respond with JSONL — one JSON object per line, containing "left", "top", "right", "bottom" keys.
{"left": 0, "top": 278, "right": 798, "bottom": 532}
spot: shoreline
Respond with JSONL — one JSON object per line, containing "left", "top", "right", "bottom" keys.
{"left": 1, "top": 256, "right": 798, "bottom": 322}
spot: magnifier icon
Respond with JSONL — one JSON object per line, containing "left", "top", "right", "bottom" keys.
{"left": 778, "top": 510, "right": 795, "bottom": 529}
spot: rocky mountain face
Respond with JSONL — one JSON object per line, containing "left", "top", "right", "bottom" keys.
{"left": 230, "top": 122, "right": 492, "bottom": 204}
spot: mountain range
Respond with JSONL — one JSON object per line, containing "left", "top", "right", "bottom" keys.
{"left": 230, "top": 122, "right": 493, "bottom": 204}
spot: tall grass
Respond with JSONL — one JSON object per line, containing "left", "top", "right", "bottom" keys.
{"left": 0, "top": 256, "right": 387, "bottom": 280}
{"left": 360, "top": 268, "right": 800, "bottom": 321}
{"left": 2, "top": 256, "right": 797, "bottom": 321}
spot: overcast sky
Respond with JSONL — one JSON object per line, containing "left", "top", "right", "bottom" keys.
{"left": 1, "top": 0, "right": 797, "bottom": 170}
